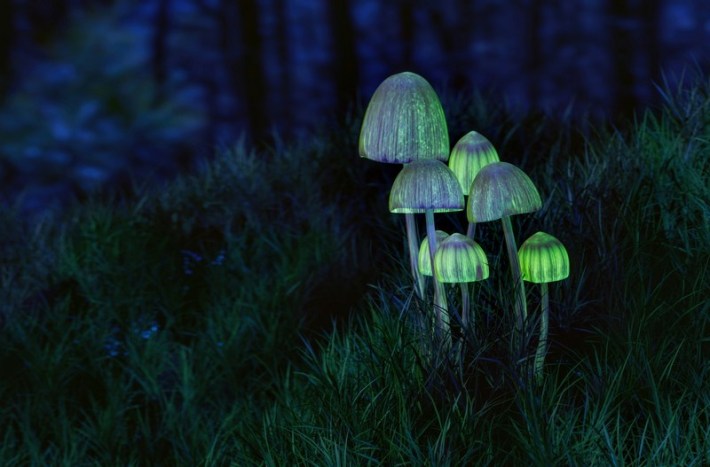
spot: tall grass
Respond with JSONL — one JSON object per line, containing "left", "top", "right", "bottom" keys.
{"left": 0, "top": 76, "right": 708, "bottom": 464}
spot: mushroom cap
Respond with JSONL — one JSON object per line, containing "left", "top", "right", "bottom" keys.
{"left": 448, "top": 131, "right": 500, "bottom": 194}
{"left": 418, "top": 230, "right": 450, "bottom": 276}
{"left": 518, "top": 231, "right": 570, "bottom": 283}
{"left": 389, "top": 160, "right": 464, "bottom": 214}
{"left": 467, "top": 161, "right": 542, "bottom": 223}
{"left": 359, "top": 71, "right": 449, "bottom": 164}
{"left": 434, "top": 233, "right": 489, "bottom": 283}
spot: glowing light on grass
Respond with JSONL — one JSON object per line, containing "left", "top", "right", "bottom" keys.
{"left": 518, "top": 231, "right": 570, "bottom": 384}
{"left": 467, "top": 161, "right": 541, "bottom": 356}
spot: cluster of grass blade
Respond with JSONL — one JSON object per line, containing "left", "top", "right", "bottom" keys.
{"left": 1, "top": 75, "right": 708, "bottom": 464}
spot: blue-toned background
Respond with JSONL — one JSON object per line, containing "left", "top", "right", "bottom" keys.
{"left": 1, "top": 0, "right": 708, "bottom": 220}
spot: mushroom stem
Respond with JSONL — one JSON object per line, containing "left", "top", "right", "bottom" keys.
{"left": 500, "top": 216, "right": 528, "bottom": 349}
{"left": 460, "top": 283, "right": 470, "bottom": 330}
{"left": 406, "top": 213, "right": 425, "bottom": 299}
{"left": 466, "top": 221, "right": 476, "bottom": 240}
{"left": 425, "top": 209, "right": 449, "bottom": 337}
{"left": 535, "top": 282, "right": 550, "bottom": 384}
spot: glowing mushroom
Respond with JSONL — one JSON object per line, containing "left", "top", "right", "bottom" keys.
{"left": 359, "top": 72, "right": 449, "bottom": 164}
{"left": 418, "top": 230, "right": 450, "bottom": 277}
{"left": 433, "top": 233, "right": 489, "bottom": 331}
{"left": 448, "top": 131, "right": 500, "bottom": 239}
{"left": 518, "top": 231, "right": 570, "bottom": 383}
{"left": 359, "top": 71, "right": 449, "bottom": 299}
{"left": 390, "top": 159, "right": 463, "bottom": 335}
{"left": 467, "top": 161, "right": 542, "bottom": 347}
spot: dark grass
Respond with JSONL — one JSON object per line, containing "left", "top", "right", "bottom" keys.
{"left": 0, "top": 75, "right": 708, "bottom": 465}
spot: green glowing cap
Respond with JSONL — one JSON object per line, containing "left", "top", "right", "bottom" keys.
{"left": 389, "top": 160, "right": 464, "bottom": 214}
{"left": 448, "top": 131, "right": 500, "bottom": 194}
{"left": 518, "top": 231, "right": 570, "bottom": 283}
{"left": 359, "top": 71, "right": 449, "bottom": 164}
{"left": 418, "top": 230, "right": 450, "bottom": 276}
{"left": 466, "top": 162, "right": 542, "bottom": 223}
{"left": 434, "top": 233, "right": 489, "bottom": 283}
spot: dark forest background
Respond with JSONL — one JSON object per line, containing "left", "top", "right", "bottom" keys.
{"left": 0, "top": 0, "right": 709, "bottom": 220}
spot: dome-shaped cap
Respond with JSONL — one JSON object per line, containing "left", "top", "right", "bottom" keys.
{"left": 418, "top": 230, "right": 449, "bottom": 276}
{"left": 359, "top": 71, "right": 449, "bottom": 164}
{"left": 434, "top": 233, "right": 489, "bottom": 283}
{"left": 518, "top": 231, "right": 570, "bottom": 283}
{"left": 467, "top": 162, "right": 541, "bottom": 223}
{"left": 389, "top": 160, "right": 464, "bottom": 214}
{"left": 448, "top": 131, "right": 500, "bottom": 194}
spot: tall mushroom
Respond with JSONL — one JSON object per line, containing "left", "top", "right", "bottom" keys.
{"left": 518, "top": 231, "right": 570, "bottom": 384}
{"left": 467, "top": 161, "right": 542, "bottom": 353}
{"left": 359, "top": 71, "right": 449, "bottom": 300}
{"left": 390, "top": 159, "right": 464, "bottom": 337}
{"left": 448, "top": 131, "right": 500, "bottom": 239}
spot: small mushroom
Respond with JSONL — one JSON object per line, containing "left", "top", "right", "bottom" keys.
{"left": 418, "top": 230, "right": 450, "bottom": 277}
{"left": 467, "top": 161, "right": 542, "bottom": 349}
{"left": 359, "top": 71, "right": 449, "bottom": 300}
{"left": 417, "top": 230, "right": 449, "bottom": 333}
{"left": 518, "top": 231, "right": 570, "bottom": 383}
{"left": 433, "top": 233, "right": 489, "bottom": 331}
{"left": 448, "top": 131, "right": 500, "bottom": 239}
{"left": 390, "top": 159, "right": 464, "bottom": 335}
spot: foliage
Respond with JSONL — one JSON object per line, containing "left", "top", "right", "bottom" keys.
{"left": 0, "top": 4, "right": 205, "bottom": 218}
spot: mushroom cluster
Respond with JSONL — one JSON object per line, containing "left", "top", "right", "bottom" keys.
{"left": 359, "top": 71, "right": 569, "bottom": 381}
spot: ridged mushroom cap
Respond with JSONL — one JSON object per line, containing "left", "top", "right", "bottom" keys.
{"left": 359, "top": 71, "right": 449, "bottom": 164}
{"left": 518, "top": 231, "right": 570, "bottom": 283}
{"left": 434, "top": 233, "right": 489, "bottom": 283}
{"left": 448, "top": 131, "right": 500, "bottom": 194}
{"left": 467, "top": 162, "right": 542, "bottom": 222}
{"left": 389, "top": 160, "right": 464, "bottom": 214}
{"left": 418, "top": 230, "right": 450, "bottom": 276}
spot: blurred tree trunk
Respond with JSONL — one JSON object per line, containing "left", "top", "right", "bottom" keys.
{"left": 25, "top": 1, "right": 70, "bottom": 44}
{"left": 451, "top": 0, "right": 476, "bottom": 89}
{"left": 239, "top": 0, "right": 268, "bottom": 144}
{"left": 151, "top": 0, "right": 171, "bottom": 95}
{"left": 525, "top": 0, "right": 543, "bottom": 109}
{"left": 326, "top": 0, "right": 359, "bottom": 119}
{"left": 273, "top": 0, "right": 291, "bottom": 134}
{"left": 219, "top": 0, "right": 267, "bottom": 145}
{"left": 0, "top": 0, "right": 14, "bottom": 98}
{"left": 608, "top": 0, "right": 636, "bottom": 116}
{"left": 429, "top": 3, "right": 456, "bottom": 69}
{"left": 398, "top": 0, "right": 415, "bottom": 69}
{"left": 640, "top": 0, "right": 661, "bottom": 104}
{"left": 428, "top": 0, "right": 470, "bottom": 89}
